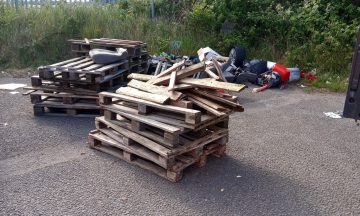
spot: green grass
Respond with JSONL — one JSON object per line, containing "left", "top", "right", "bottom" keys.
{"left": 0, "top": 3, "right": 354, "bottom": 92}
{"left": 0, "top": 3, "right": 214, "bottom": 68}
{"left": 301, "top": 74, "right": 349, "bottom": 92}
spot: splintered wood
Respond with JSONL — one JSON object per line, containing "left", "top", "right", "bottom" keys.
{"left": 88, "top": 62, "right": 246, "bottom": 182}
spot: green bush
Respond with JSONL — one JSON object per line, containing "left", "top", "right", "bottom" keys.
{"left": 0, "top": 0, "right": 359, "bottom": 91}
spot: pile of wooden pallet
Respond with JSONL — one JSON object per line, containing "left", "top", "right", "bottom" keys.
{"left": 88, "top": 62, "right": 246, "bottom": 182}
{"left": 24, "top": 56, "right": 130, "bottom": 117}
{"left": 69, "top": 38, "right": 149, "bottom": 74}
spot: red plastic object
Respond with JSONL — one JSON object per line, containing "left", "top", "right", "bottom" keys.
{"left": 272, "top": 64, "right": 290, "bottom": 82}
{"left": 216, "top": 89, "right": 225, "bottom": 93}
{"left": 300, "top": 71, "right": 318, "bottom": 81}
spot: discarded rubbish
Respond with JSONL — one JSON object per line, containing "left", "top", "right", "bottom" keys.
{"left": 89, "top": 48, "right": 128, "bottom": 64}
{"left": 324, "top": 111, "right": 343, "bottom": 119}
{"left": 288, "top": 67, "right": 300, "bottom": 82}
{"left": 148, "top": 45, "right": 301, "bottom": 94}
{"left": 0, "top": 83, "right": 26, "bottom": 90}
{"left": 9, "top": 91, "right": 20, "bottom": 94}
{"left": 301, "top": 71, "right": 318, "bottom": 81}
{"left": 197, "top": 47, "right": 222, "bottom": 62}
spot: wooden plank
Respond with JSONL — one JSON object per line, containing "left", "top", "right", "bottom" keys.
{"left": 155, "top": 60, "right": 185, "bottom": 78}
{"left": 188, "top": 97, "right": 226, "bottom": 117}
{"left": 47, "top": 57, "right": 84, "bottom": 67}
{"left": 189, "top": 89, "right": 244, "bottom": 111}
{"left": 88, "top": 134, "right": 177, "bottom": 181}
{"left": 34, "top": 101, "right": 99, "bottom": 109}
{"left": 168, "top": 70, "right": 177, "bottom": 91}
{"left": 116, "top": 87, "right": 170, "bottom": 104}
{"left": 212, "top": 59, "right": 227, "bottom": 82}
{"left": 99, "top": 92, "right": 200, "bottom": 116}
{"left": 97, "top": 128, "right": 170, "bottom": 169}
{"left": 186, "top": 92, "right": 226, "bottom": 111}
{"left": 58, "top": 58, "right": 92, "bottom": 69}
{"left": 30, "top": 92, "right": 98, "bottom": 100}
{"left": 103, "top": 104, "right": 191, "bottom": 129}
{"left": 154, "top": 62, "right": 162, "bottom": 75}
{"left": 105, "top": 107, "right": 181, "bottom": 134}
{"left": 127, "top": 73, "right": 153, "bottom": 81}
{"left": 205, "top": 68, "right": 220, "bottom": 80}
{"left": 179, "top": 78, "right": 246, "bottom": 92}
{"left": 94, "top": 61, "right": 127, "bottom": 74}
{"left": 127, "top": 79, "right": 183, "bottom": 101}
{"left": 147, "top": 63, "right": 206, "bottom": 85}
{"left": 171, "top": 84, "right": 194, "bottom": 90}
{"left": 102, "top": 110, "right": 182, "bottom": 147}
{"left": 96, "top": 117, "right": 171, "bottom": 157}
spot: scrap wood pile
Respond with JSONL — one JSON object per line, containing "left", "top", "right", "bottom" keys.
{"left": 69, "top": 38, "right": 150, "bottom": 74}
{"left": 23, "top": 38, "right": 149, "bottom": 117}
{"left": 88, "top": 61, "right": 246, "bottom": 182}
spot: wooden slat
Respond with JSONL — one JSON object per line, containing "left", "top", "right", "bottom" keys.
{"left": 99, "top": 92, "right": 200, "bottom": 116}
{"left": 103, "top": 104, "right": 192, "bottom": 129}
{"left": 179, "top": 78, "right": 246, "bottom": 92}
{"left": 147, "top": 63, "right": 206, "bottom": 85}
{"left": 107, "top": 107, "right": 181, "bottom": 134}
{"left": 205, "top": 68, "right": 220, "bottom": 80}
{"left": 94, "top": 61, "right": 127, "bottom": 74}
{"left": 97, "top": 128, "right": 169, "bottom": 169}
{"left": 96, "top": 117, "right": 171, "bottom": 157}
{"left": 116, "top": 87, "right": 170, "bottom": 104}
{"left": 127, "top": 73, "right": 153, "bottom": 81}
{"left": 188, "top": 89, "right": 244, "bottom": 112}
{"left": 188, "top": 97, "right": 226, "bottom": 117}
{"left": 127, "top": 79, "right": 183, "bottom": 101}
{"left": 186, "top": 93, "right": 226, "bottom": 111}
{"left": 212, "top": 59, "right": 227, "bottom": 82}
{"left": 155, "top": 60, "right": 185, "bottom": 78}
{"left": 71, "top": 60, "right": 96, "bottom": 70}
{"left": 48, "top": 57, "right": 84, "bottom": 67}
{"left": 168, "top": 70, "right": 177, "bottom": 91}
{"left": 58, "top": 58, "right": 92, "bottom": 69}
{"left": 171, "top": 84, "right": 194, "bottom": 90}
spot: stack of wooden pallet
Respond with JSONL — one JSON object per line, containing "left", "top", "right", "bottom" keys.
{"left": 69, "top": 38, "right": 149, "bottom": 74}
{"left": 88, "top": 62, "right": 246, "bottom": 182}
{"left": 24, "top": 56, "right": 129, "bottom": 117}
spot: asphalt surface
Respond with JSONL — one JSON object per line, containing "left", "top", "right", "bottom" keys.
{"left": 0, "top": 77, "right": 359, "bottom": 216}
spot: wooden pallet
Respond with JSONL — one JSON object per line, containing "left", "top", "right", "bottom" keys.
{"left": 99, "top": 92, "right": 230, "bottom": 129}
{"left": 30, "top": 91, "right": 99, "bottom": 105}
{"left": 88, "top": 129, "right": 227, "bottom": 182}
{"left": 38, "top": 57, "right": 129, "bottom": 83}
{"left": 99, "top": 92, "right": 203, "bottom": 125}
{"left": 95, "top": 116, "right": 228, "bottom": 156}
{"left": 33, "top": 100, "right": 101, "bottom": 117}
{"left": 100, "top": 105, "right": 229, "bottom": 147}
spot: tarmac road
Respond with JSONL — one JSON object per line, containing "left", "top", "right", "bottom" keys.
{"left": 0, "top": 77, "right": 359, "bottom": 216}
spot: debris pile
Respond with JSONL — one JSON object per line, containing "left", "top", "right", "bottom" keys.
{"left": 23, "top": 39, "right": 149, "bottom": 117}
{"left": 88, "top": 62, "right": 246, "bottom": 182}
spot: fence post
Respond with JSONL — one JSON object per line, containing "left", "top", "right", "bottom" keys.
{"left": 151, "top": 0, "right": 155, "bottom": 19}
{"left": 15, "top": 0, "right": 18, "bottom": 10}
